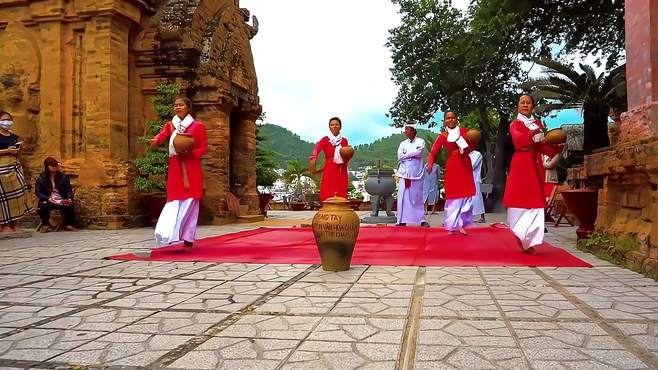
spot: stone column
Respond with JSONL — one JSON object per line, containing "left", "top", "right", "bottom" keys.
{"left": 235, "top": 109, "right": 260, "bottom": 215}
{"left": 195, "top": 96, "right": 236, "bottom": 224}
{"left": 75, "top": 13, "right": 136, "bottom": 228}
{"left": 621, "top": 0, "right": 658, "bottom": 141}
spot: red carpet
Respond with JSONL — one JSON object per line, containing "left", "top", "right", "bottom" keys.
{"left": 110, "top": 226, "right": 591, "bottom": 267}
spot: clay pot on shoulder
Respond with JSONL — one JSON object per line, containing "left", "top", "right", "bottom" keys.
{"left": 173, "top": 133, "right": 195, "bottom": 153}
{"left": 312, "top": 196, "right": 360, "bottom": 271}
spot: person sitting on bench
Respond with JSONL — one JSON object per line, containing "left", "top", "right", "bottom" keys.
{"left": 35, "top": 157, "right": 77, "bottom": 232}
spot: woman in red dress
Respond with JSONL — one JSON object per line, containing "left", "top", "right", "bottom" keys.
{"left": 149, "top": 97, "right": 208, "bottom": 250}
{"left": 308, "top": 117, "right": 349, "bottom": 201}
{"left": 427, "top": 111, "right": 476, "bottom": 235}
{"left": 503, "top": 95, "right": 562, "bottom": 254}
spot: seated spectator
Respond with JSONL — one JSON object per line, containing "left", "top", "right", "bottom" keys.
{"left": 35, "top": 157, "right": 77, "bottom": 232}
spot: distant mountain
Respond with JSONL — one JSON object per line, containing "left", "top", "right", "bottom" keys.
{"left": 257, "top": 124, "right": 315, "bottom": 168}
{"left": 257, "top": 124, "right": 440, "bottom": 169}
{"left": 351, "top": 129, "right": 439, "bottom": 169}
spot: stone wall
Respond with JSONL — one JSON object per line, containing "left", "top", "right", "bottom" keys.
{"left": 0, "top": 0, "right": 262, "bottom": 228}
{"left": 580, "top": 0, "right": 658, "bottom": 278}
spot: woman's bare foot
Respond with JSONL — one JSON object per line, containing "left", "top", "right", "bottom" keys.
{"left": 64, "top": 225, "right": 78, "bottom": 232}
{"left": 40, "top": 226, "right": 52, "bottom": 233}
{"left": 522, "top": 247, "right": 537, "bottom": 255}
{"left": 459, "top": 228, "right": 467, "bottom": 236}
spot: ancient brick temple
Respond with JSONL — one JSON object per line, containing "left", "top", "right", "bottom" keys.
{"left": 584, "top": 0, "right": 658, "bottom": 276}
{"left": 0, "top": 0, "right": 262, "bottom": 228}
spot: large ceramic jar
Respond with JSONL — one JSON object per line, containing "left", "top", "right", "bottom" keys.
{"left": 364, "top": 168, "right": 396, "bottom": 197}
{"left": 311, "top": 196, "right": 360, "bottom": 271}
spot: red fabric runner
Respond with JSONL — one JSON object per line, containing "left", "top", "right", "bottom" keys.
{"left": 110, "top": 226, "right": 591, "bottom": 267}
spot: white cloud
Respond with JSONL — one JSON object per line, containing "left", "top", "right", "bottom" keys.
{"left": 242, "top": 0, "right": 469, "bottom": 144}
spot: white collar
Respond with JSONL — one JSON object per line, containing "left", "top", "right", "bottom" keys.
{"left": 516, "top": 113, "right": 539, "bottom": 130}
{"left": 172, "top": 114, "right": 194, "bottom": 132}
{"left": 446, "top": 125, "right": 460, "bottom": 143}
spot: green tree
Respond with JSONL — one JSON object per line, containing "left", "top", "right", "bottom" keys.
{"left": 283, "top": 160, "right": 313, "bottom": 201}
{"left": 134, "top": 83, "right": 181, "bottom": 192}
{"left": 255, "top": 113, "right": 279, "bottom": 187}
{"left": 522, "top": 59, "right": 626, "bottom": 154}
{"left": 479, "top": 0, "right": 625, "bottom": 68}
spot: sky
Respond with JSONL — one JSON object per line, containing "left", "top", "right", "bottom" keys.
{"left": 242, "top": 0, "right": 583, "bottom": 145}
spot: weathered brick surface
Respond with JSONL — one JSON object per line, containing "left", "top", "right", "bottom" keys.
{"left": 577, "top": 0, "right": 658, "bottom": 278}
{"left": 0, "top": 0, "right": 261, "bottom": 228}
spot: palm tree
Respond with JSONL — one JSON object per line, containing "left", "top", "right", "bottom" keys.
{"left": 521, "top": 59, "right": 626, "bottom": 155}
{"left": 283, "top": 160, "right": 312, "bottom": 202}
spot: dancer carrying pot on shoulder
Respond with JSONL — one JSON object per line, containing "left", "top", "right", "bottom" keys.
{"left": 427, "top": 110, "right": 476, "bottom": 235}
{"left": 503, "top": 94, "right": 563, "bottom": 254}
{"left": 148, "top": 97, "right": 208, "bottom": 251}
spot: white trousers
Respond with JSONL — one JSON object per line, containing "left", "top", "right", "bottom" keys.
{"left": 507, "top": 207, "right": 544, "bottom": 249}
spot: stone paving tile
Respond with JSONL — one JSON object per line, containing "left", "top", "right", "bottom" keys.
{"left": 235, "top": 264, "right": 311, "bottom": 282}
{"left": 217, "top": 314, "right": 322, "bottom": 340}
{"left": 77, "top": 261, "right": 212, "bottom": 279}
{"left": 343, "top": 283, "right": 413, "bottom": 299}
{"left": 424, "top": 267, "right": 484, "bottom": 285}
{"left": 0, "top": 274, "right": 47, "bottom": 289}
{"left": 582, "top": 300, "right": 658, "bottom": 321}
{"left": 0, "top": 257, "right": 37, "bottom": 267}
{"left": 143, "top": 279, "right": 223, "bottom": 294}
{"left": 279, "top": 340, "right": 400, "bottom": 370}
{"left": 51, "top": 332, "right": 191, "bottom": 366}
{"left": 539, "top": 267, "right": 641, "bottom": 287}
{"left": 32, "top": 289, "right": 125, "bottom": 307}
{"left": 0, "top": 258, "right": 122, "bottom": 276}
{"left": 171, "top": 293, "right": 261, "bottom": 312}
{"left": 414, "top": 345, "right": 527, "bottom": 370}
{"left": 0, "top": 287, "right": 71, "bottom": 304}
{"left": 479, "top": 267, "right": 547, "bottom": 286}
{"left": 512, "top": 321, "right": 647, "bottom": 369}
{"left": 300, "top": 265, "right": 368, "bottom": 284}
{"left": 418, "top": 319, "right": 517, "bottom": 347}
{"left": 80, "top": 278, "right": 161, "bottom": 292}
{"left": 119, "top": 311, "right": 228, "bottom": 336}
{"left": 25, "top": 276, "right": 115, "bottom": 290}
{"left": 255, "top": 296, "right": 339, "bottom": 315}
{"left": 566, "top": 286, "right": 656, "bottom": 302}
{"left": 357, "top": 266, "right": 418, "bottom": 284}
{"left": 104, "top": 291, "right": 197, "bottom": 310}
{"left": 0, "top": 306, "right": 74, "bottom": 327}
{"left": 181, "top": 263, "right": 264, "bottom": 281}
{"left": 491, "top": 285, "right": 587, "bottom": 319}
{"left": 63, "top": 248, "right": 141, "bottom": 259}
{"left": 0, "top": 246, "right": 99, "bottom": 259}
{"left": 331, "top": 297, "right": 410, "bottom": 316}
{"left": 0, "top": 328, "right": 105, "bottom": 361}
{"left": 421, "top": 285, "right": 500, "bottom": 319}
{"left": 306, "top": 317, "right": 404, "bottom": 344}
{"left": 203, "top": 281, "right": 281, "bottom": 296}
{"left": 169, "top": 337, "right": 299, "bottom": 370}
{"left": 38, "top": 308, "right": 154, "bottom": 332}
{"left": 279, "top": 282, "right": 351, "bottom": 297}
{"left": 612, "top": 322, "right": 658, "bottom": 357}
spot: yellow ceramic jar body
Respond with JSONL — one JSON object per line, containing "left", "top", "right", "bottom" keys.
{"left": 311, "top": 196, "right": 360, "bottom": 271}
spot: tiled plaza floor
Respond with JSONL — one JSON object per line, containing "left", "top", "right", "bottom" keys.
{"left": 0, "top": 211, "right": 655, "bottom": 369}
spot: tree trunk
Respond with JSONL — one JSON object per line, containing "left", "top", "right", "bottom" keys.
{"left": 477, "top": 105, "right": 495, "bottom": 184}
{"left": 582, "top": 103, "right": 610, "bottom": 155}
{"left": 491, "top": 110, "right": 513, "bottom": 212}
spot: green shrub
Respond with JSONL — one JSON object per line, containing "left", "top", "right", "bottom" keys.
{"left": 133, "top": 83, "right": 181, "bottom": 192}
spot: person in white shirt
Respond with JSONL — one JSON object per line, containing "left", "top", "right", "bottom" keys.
{"left": 469, "top": 150, "right": 486, "bottom": 223}
{"left": 396, "top": 123, "right": 429, "bottom": 227}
